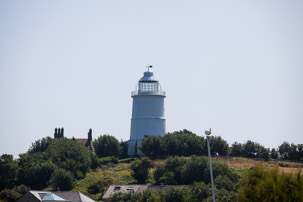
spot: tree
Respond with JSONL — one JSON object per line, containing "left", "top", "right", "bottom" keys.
{"left": 49, "top": 169, "right": 74, "bottom": 191}
{"left": 182, "top": 156, "right": 208, "bottom": 184}
{"left": 278, "top": 141, "right": 291, "bottom": 160}
{"left": 209, "top": 136, "right": 229, "bottom": 156}
{"left": 28, "top": 137, "right": 53, "bottom": 154}
{"left": 46, "top": 138, "right": 92, "bottom": 178}
{"left": 0, "top": 189, "right": 21, "bottom": 202}
{"left": 140, "top": 135, "right": 165, "bottom": 158}
{"left": 214, "top": 175, "right": 236, "bottom": 191}
{"left": 243, "top": 140, "right": 257, "bottom": 158}
{"left": 230, "top": 142, "right": 243, "bottom": 157}
{"left": 24, "top": 162, "right": 56, "bottom": 190}
{"left": 186, "top": 182, "right": 210, "bottom": 202}
{"left": 0, "top": 154, "right": 18, "bottom": 190}
{"left": 130, "top": 157, "right": 153, "bottom": 183}
{"left": 154, "top": 156, "right": 239, "bottom": 186}
{"left": 93, "top": 135, "right": 120, "bottom": 158}
{"left": 119, "top": 140, "right": 128, "bottom": 159}
{"left": 270, "top": 148, "right": 279, "bottom": 159}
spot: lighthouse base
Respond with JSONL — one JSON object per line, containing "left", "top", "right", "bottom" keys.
{"left": 128, "top": 139, "right": 144, "bottom": 156}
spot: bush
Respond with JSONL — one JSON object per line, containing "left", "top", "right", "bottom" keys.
{"left": 87, "top": 178, "right": 112, "bottom": 195}
{"left": 0, "top": 189, "right": 21, "bottom": 202}
{"left": 98, "top": 156, "right": 118, "bottom": 165}
{"left": 110, "top": 190, "right": 160, "bottom": 202}
{"left": 13, "top": 184, "right": 29, "bottom": 195}
{"left": 160, "top": 187, "right": 190, "bottom": 202}
{"left": 28, "top": 136, "right": 53, "bottom": 154}
{"left": 46, "top": 138, "right": 92, "bottom": 178}
{"left": 49, "top": 169, "right": 74, "bottom": 191}
{"left": 0, "top": 154, "right": 18, "bottom": 190}
{"left": 214, "top": 175, "right": 236, "bottom": 191}
{"left": 154, "top": 156, "right": 239, "bottom": 186}
{"left": 93, "top": 135, "right": 121, "bottom": 158}
{"left": 186, "top": 182, "right": 210, "bottom": 202}
{"left": 238, "top": 166, "right": 303, "bottom": 201}
{"left": 131, "top": 157, "right": 154, "bottom": 184}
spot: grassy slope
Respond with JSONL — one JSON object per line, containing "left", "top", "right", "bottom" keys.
{"left": 73, "top": 157, "right": 303, "bottom": 200}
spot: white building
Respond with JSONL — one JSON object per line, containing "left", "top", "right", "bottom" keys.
{"left": 128, "top": 68, "right": 166, "bottom": 156}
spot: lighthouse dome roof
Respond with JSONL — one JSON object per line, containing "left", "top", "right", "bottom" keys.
{"left": 139, "top": 71, "right": 158, "bottom": 82}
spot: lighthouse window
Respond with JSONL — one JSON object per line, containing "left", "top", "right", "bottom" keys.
{"left": 139, "top": 82, "right": 159, "bottom": 92}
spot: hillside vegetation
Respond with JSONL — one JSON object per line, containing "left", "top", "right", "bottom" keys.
{"left": 0, "top": 130, "right": 302, "bottom": 201}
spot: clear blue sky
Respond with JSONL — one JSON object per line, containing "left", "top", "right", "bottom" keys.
{"left": 1, "top": 1, "right": 302, "bottom": 158}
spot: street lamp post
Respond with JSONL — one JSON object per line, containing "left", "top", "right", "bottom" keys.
{"left": 205, "top": 128, "right": 215, "bottom": 202}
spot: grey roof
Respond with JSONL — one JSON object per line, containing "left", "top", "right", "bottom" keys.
{"left": 102, "top": 185, "right": 148, "bottom": 199}
{"left": 102, "top": 185, "right": 191, "bottom": 200}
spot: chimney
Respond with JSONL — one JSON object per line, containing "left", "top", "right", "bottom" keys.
{"left": 88, "top": 129, "right": 92, "bottom": 141}
{"left": 54, "top": 128, "right": 58, "bottom": 138}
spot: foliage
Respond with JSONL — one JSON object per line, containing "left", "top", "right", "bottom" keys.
{"left": 130, "top": 157, "right": 154, "bottom": 183}
{"left": 207, "top": 188, "right": 238, "bottom": 202}
{"left": 110, "top": 190, "right": 160, "bottom": 202}
{"left": 140, "top": 135, "right": 165, "bottom": 158}
{"left": 90, "top": 152, "right": 99, "bottom": 169}
{"left": 230, "top": 142, "right": 243, "bottom": 157}
{"left": 0, "top": 154, "right": 18, "bottom": 190}
{"left": 87, "top": 178, "right": 112, "bottom": 195}
{"left": 154, "top": 156, "right": 239, "bottom": 186}
{"left": 278, "top": 141, "right": 303, "bottom": 161}
{"left": 93, "top": 135, "right": 121, "bottom": 158}
{"left": 119, "top": 140, "right": 129, "bottom": 159}
{"left": 28, "top": 136, "right": 53, "bottom": 154}
{"left": 141, "top": 130, "right": 231, "bottom": 158}
{"left": 98, "top": 156, "right": 118, "bottom": 165}
{"left": 238, "top": 166, "right": 303, "bottom": 201}
{"left": 160, "top": 187, "right": 190, "bottom": 202}
{"left": 46, "top": 138, "right": 92, "bottom": 178}
{"left": 49, "top": 168, "right": 74, "bottom": 191}
{"left": 230, "top": 140, "right": 270, "bottom": 160}
{"left": 0, "top": 189, "right": 21, "bottom": 202}
{"left": 186, "top": 182, "right": 210, "bottom": 202}
{"left": 214, "top": 175, "right": 236, "bottom": 192}
{"left": 270, "top": 148, "right": 279, "bottom": 159}
{"left": 208, "top": 136, "right": 229, "bottom": 156}
{"left": 13, "top": 184, "right": 29, "bottom": 196}
{"left": 20, "top": 162, "right": 56, "bottom": 190}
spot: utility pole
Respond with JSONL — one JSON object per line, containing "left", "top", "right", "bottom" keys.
{"left": 205, "top": 128, "right": 215, "bottom": 202}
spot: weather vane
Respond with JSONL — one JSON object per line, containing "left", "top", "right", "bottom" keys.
{"left": 146, "top": 65, "right": 153, "bottom": 72}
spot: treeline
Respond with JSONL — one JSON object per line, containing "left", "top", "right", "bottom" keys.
{"left": 140, "top": 130, "right": 303, "bottom": 161}
{"left": 0, "top": 135, "right": 128, "bottom": 201}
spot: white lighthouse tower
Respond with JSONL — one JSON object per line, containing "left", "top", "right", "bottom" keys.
{"left": 128, "top": 66, "right": 166, "bottom": 156}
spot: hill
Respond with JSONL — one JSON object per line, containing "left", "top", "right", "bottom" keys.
{"left": 73, "top": 156, "right": 303, "bottom": 201}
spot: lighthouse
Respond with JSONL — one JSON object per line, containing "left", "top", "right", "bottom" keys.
{"left": 128, "top": 66, "right": 166, "bottom": 156}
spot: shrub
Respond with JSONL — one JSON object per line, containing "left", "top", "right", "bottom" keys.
{"left": 214, "top": 175, "right": 236, "bottom": 191}
{"left": 0, "top": 154, "right": 18, "bottom": 190}
{"left": 153, "top": 156, "right": 239, "bottom": 186}
{"left": 238, "top": 166, "right": 303, "bottom": 201}
{"left": 98, "top": 156, "right": 118, "bottom": 165}
{"left": 46, "top": 138, "right": 92, "bottom": 178}
{"left": 49, "top": 169, "right": 74, "bottom": 191}
{"left": 131, "top": 157, "right": 154, "bottom": 184}
{"left": 93, "top": 135, "right": 120, "bottom": 158}
{"left": 0, "top": 189, "right": 21, "bottom": 202}
{"left": 87, "top": 178, "right": 112, "bottom": 195}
